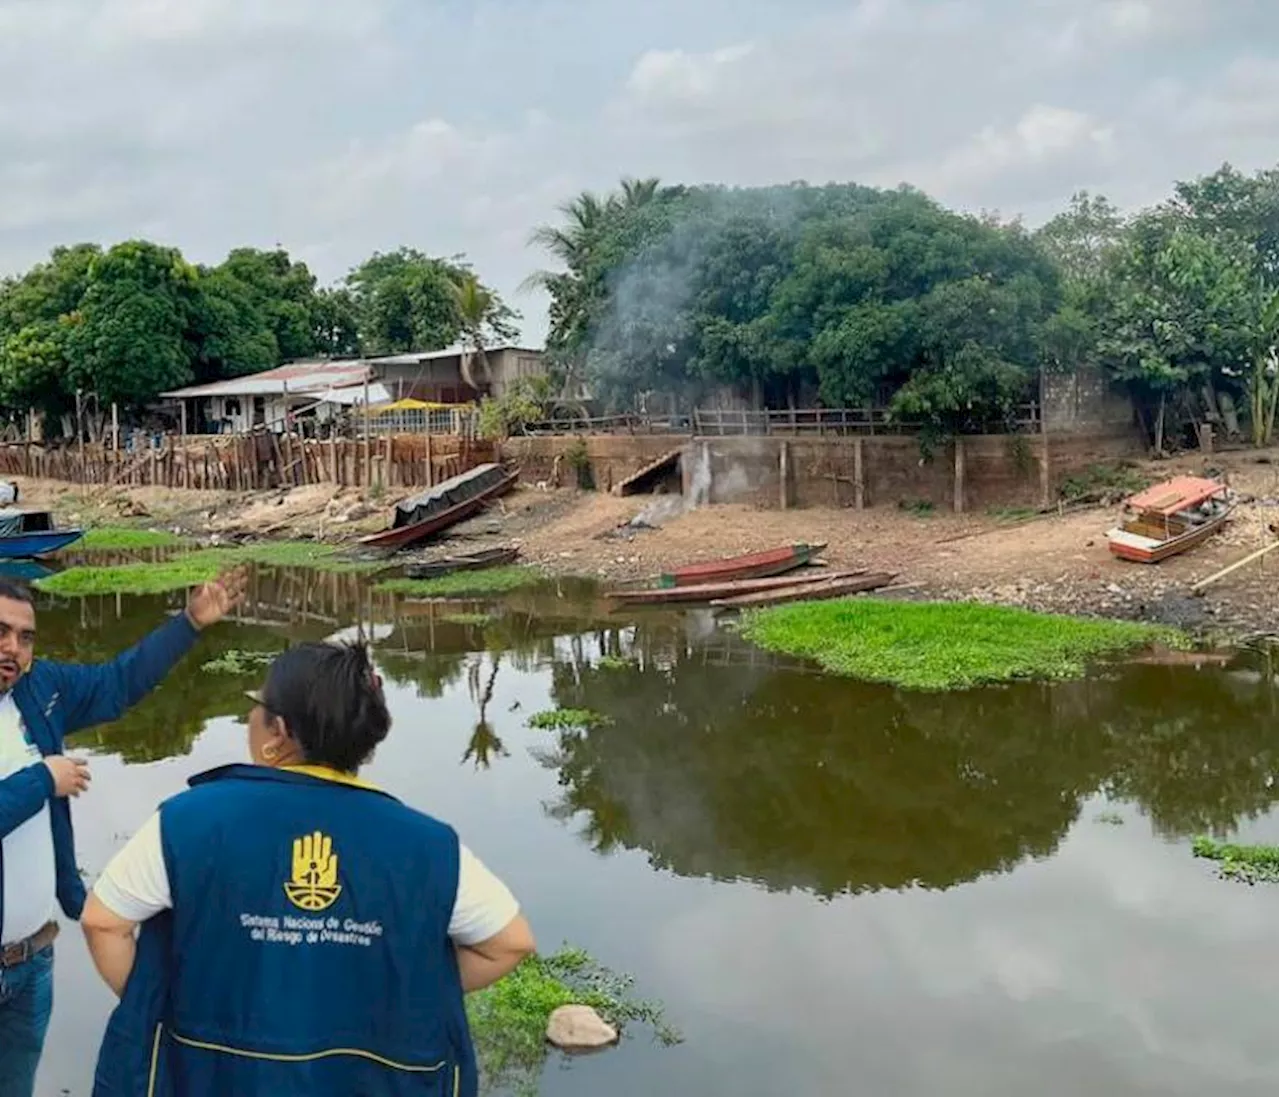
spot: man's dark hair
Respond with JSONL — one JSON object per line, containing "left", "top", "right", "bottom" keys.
{"left": 262, "top": 641, "right": 390, "bottom": 772}
{"left": 0, "top": 580, "right": 34, "bottom": 606}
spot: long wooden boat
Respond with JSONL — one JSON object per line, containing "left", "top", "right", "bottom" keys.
{"left": 658, "top": 542, "right": 827, "bottom": 588}
{"left": 1106, "top": 477, "right": 1233, "bottom": 564}
{"left": 607, "top": 569, "right": 865, "bottom": 606}
{"left": 0, "top": 508, "right": 84, "bottom": 560}
{"left": 710, "top": 571, "right": 898, "bottom": 608}
{"left": 359, "top": 464, "right": 519, "bottom": 553}
{"left": 405, "top": 546, "right": 519, "bottom": 580}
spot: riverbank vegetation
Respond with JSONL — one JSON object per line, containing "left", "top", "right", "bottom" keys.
{"left": 526, "top": 163, "right": 1276, "bottom": 450}
{"left": 35, "top": 540, "right": 380, "bottom": 595}
{"left": 0, "top": 244, "right": 515, "bottom": 425}
{"left": 79, "top": 526, "right": 192, "bottom": 550}
{"left": 5, "top": 164, "right": 1273, "bottom": 456}
{"left": 468, "top": 946, "right": 678, "bottom": 1096}
{"left": 374, "top": 566, "right": 547, "bottom": 598}
{"left": 1191, "top": 836, "right": 1279, "bottom": 884}
{"left": 737, "top": 600, "right": 1187, "bottom": 689}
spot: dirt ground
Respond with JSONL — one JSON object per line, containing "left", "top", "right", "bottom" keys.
{"left": 8, "top": 446, "right": 1278, "bottom": 639}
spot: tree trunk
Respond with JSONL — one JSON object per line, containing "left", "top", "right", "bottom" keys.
{"left": 1153, "top": 392, "right": 1166, "bottom": 456}
{"left": 1265, "top": 370, "right": 1279, "bottom": 446}
{"left": 1217, "top": 390, "right": 1241, "bottom": 438}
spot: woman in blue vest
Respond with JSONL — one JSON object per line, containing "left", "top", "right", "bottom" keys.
{"left": 80, "top": 640, "right": 535, "bottom": 1097}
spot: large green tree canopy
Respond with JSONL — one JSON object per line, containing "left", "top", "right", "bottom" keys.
{"left": 532, "top": 181, "right": 1061, "bottom": 431}
{"left": 0, "top": 239, "right": 515, "bottom": 430}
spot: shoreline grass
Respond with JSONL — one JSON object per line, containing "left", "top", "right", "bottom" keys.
{"left": 1191, "top": 837, "right": 1279, "bottom": 884}
{"left": 79, "top": 526, "right": 193, "bottom": 550}
{"left": 737, "top": 599, "right": 1188, "bottom": 690}
{"left": 36, "top": 541, "right": 383, "bottom": 596}
{"left": 468, "top": 946, "right": 678, "bottom": 1095}
{"left": 374, "top": 566, "right": 547, "bottom": 598}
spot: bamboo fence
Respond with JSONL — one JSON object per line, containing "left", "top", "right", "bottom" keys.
{"left": 0, "top": 432, "right": 495, "bottom": 492}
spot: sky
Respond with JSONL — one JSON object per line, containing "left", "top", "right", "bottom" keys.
{"left": 0, "top": 0, "right": 1276, "bottom": 343}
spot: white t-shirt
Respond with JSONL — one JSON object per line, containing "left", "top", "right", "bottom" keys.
{"left": 0, "top": 693, "right": 56, "bottom": 945}
{"left": 93, "top": 810, "right": 520, "bottom": 946}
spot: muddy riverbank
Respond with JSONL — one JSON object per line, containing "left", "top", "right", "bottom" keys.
{"left": 9, "top": 447, "right": 1277, "bottom": 640}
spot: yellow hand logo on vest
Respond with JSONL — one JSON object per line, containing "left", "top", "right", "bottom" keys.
{"left": 284, "top": 831, "right": 342, "bottom": 912}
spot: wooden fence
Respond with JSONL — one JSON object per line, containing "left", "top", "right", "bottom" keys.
{"left": 0, "top": 433, "right": 494, "bottom": 492}
{"left": 518, "top": 404, "right": 1043, "bottom": 437}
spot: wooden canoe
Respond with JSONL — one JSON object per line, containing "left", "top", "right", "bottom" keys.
{"left": 359, "top": 465, "right": 519, "bottom": 553}
{"left": 710, "top": 571, "right": 898, "bottom": 608}
{"left": 607, "top": 568, "right": 865, "bottom": 606}
{"left": 405, "top": 546, "right": 519, "bottom": 580}
{"left": 658, "top": 542, "right": 827, "bottom": 588}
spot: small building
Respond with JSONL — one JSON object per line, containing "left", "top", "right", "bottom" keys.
{"left": 160, "top": 345, "right": 546, "bottom": 434}
{"left": 364, "top": 345, "right": 545, "bottom": 403}
{"left": 160, "top": 361, "right": 386, "bottom": 434}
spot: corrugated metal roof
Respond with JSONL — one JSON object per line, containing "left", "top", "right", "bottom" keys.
{"left": 162, "top": 360, "right": 373, "bottom": 399}
{"left": 161, "top": 346, "right": 542, "bottom": 399}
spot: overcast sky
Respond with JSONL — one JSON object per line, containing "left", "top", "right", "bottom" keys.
{"left": 1, "top": 0, "right": 1276, "bottom": 342}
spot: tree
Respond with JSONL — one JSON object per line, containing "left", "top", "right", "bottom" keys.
{"left": 1035, "top": 191, "right": 1124, "bottom": 284}
{"left": 450, "top": 272, "right": 521, "bottom": 389}
{"left": 344, "top": 248, "right": 468, "bottom": 354}
{"left": 311, "top": 287, "right": 361, "bottom": 357}
{"left": 216, "top": 248, "right": 322, "bottom": 361}
{"left": 1098, "top": 214, "right": 1257, "bottom": 453}
{"left": 1246, "top": 288, "right": 1278, "bottom": 446}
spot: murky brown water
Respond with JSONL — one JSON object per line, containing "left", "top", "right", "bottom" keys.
{"left": 26, "top": 567, "right": 1280, "bottom": 1096}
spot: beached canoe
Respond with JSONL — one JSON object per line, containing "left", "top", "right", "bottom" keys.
{"left": 657, "top": 542, "right": 827, "bottom": 588}
{"left": 709, "top": 571, "right": 898, "bottom": 608}
{"left": 404, "top": 546, "right": 520, "bottom": 580}
{"left": 607, "top": 569, "right": 865, "bottom": 606}
{"left": 359, "top": 464, "right": 519, "bottom": 553}
{"left": 0, "top": 508, "right": 84, "bottom": 560}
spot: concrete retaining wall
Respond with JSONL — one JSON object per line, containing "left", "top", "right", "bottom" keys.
{"left": 500, "top": 429, "right": 1142, "bottom": 512}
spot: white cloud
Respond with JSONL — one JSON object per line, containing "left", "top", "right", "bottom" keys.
{"left": 0, "top": 0, "right": 1275, "bottom": 342}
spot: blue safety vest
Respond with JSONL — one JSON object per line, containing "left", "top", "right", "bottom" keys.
{"left": 92, "top": 763, "right": 477, "bottom": 1097}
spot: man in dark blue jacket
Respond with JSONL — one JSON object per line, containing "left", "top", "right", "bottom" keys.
{"left": 0, "top": 571, "right": 245, "bottom": 1097}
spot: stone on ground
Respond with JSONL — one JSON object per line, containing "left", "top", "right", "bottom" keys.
{"left": 546, "top": 1004, "right": 619, "bottom": 1050}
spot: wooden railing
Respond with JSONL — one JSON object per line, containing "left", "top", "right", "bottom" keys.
{"left": 519, "top": 405, "right": 1041, "bottom": 438}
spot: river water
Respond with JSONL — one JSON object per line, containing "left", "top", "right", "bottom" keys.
{"left": 28, "top": 569, "right": 1279, "bottom": 1097}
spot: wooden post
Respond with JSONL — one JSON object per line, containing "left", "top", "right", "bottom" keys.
{"left": 953, "top": 437, "right": 965, "bottom": 514}
{"left": 111, "top": 403, "right": 119, "bottom": 451}
{"left": 362, "top": 375, "right": 372, "bottom": 490}
{"left": 180, "top": 400, "right": 187, "bottom": 438}
{"left": 384, "top": 435, "right": 393, "bottom": 489}
{"left": 778, "top": 441, "right": 791, "bottom": 510}
{"left": 425, "top": 432, "right": 433, "bottom": 487}
{"left": 854, "top": 437, "right": 865, "bottom": 511}
{"left": 75, "top": 389, "right": 85, "bottom": 482}
{"left": 1039, "top": 430, "right": 1051, "bottom": 507}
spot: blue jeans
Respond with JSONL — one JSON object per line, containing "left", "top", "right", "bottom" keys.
{"left": 0, "top": 946, "right": 53, "bottom": 1097}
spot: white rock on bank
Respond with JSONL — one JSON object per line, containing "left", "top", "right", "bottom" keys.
{"left": 546, "top": 1004, "right": 619, "bottom": 1051}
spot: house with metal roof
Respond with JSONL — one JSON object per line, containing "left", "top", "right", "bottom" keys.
{"left": 160, "top": 345, "right": 545, "bottom": 433}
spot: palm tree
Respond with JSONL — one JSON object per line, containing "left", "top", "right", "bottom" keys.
{"left": 450, "top": 273, "right": 496, "bottom": 391}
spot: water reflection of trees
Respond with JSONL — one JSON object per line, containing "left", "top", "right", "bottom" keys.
{"left": 537, "top": 629, "right": 1279, "bottom": 897}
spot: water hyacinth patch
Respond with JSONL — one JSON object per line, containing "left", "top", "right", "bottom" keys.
{"left": 527, "top": 708, "right": 613, "bottom": 731}
{"left": 737, "top": 599, "right": 1188, "bottom": 690}
{"left": 1191, "top": 837, "right": 1279, "bottom": 884}
{"left": 374, "top": 566, "right": 548, "bottom": 598}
